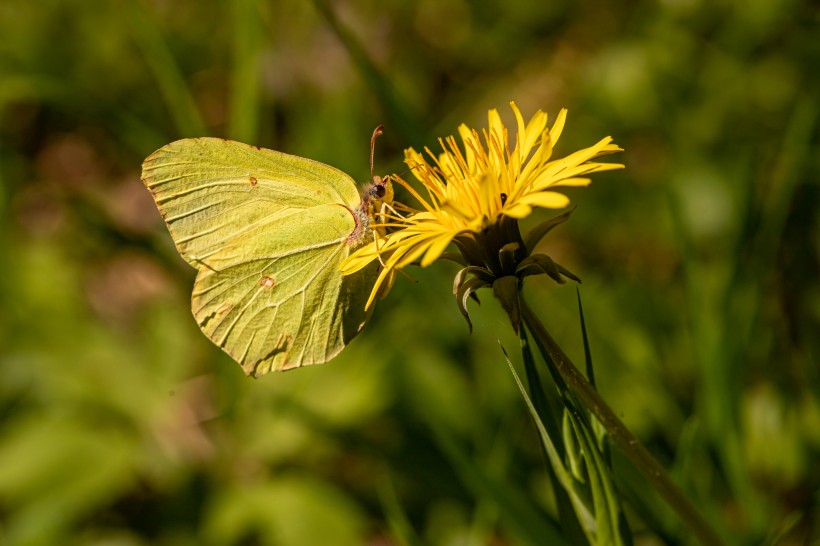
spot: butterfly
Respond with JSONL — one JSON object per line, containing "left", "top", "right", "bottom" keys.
{"left": 141, "top": 128, "right": 392, "bottom": 376}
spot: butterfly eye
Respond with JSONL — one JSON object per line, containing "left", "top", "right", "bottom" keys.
{"left": 371, "top": 184, "right": 386, "bottom": 198}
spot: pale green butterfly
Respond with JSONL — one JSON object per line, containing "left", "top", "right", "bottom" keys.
{"left": 141, "top": 128, "right": 392, "bottom": 377}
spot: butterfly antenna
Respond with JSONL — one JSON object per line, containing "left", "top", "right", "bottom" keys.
{"left": 393, "top": 160, "right": 424, "bottom": 180}
{"left": 370, "top": 124, "right": 384, "bottom": 183}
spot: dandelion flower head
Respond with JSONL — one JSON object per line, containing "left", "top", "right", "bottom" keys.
{"left": 342, "top": 101, "right": 624, "bottom": 309}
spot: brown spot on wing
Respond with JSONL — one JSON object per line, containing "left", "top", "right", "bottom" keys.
{"left": 258, "top": 275, "right": 275, "bottom": 288}
{"left": 249, "top": 176, "right": 258, "bottom": 186}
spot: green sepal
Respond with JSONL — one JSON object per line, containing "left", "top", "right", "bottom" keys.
{"left": 556, "top": 261, "right": 581, "bottom": 283}
{"left": 438, "top": 252, "right": 469, "bottom": 266}
{"left": 499, "top": 242, "right": 521, "bottom": 275}
{"left": 523, "top": 207, "right": 575, "bottom": 253}
{"left": 517, "top": 254, "right": 563, "bottom": 283}
{"left": 455, "top": 276, "right": 489, "bottom": 333}
{"left": 452, "top": 266, "right": 496, "bottom": 296}
{"left": 517, "top": 253, "right": 582, "bottom": 284}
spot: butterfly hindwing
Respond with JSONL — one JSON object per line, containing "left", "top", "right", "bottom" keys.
{"left": 191, "top": 242, "right": 373, "bottom": 375}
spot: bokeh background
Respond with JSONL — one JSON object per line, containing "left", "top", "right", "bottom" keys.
{"left": 1, "top": 0, "right": 818, "bottom": 544}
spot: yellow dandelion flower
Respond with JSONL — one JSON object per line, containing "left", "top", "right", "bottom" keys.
{"left": 342, "top": 101, "right": 624, "bottom": 311}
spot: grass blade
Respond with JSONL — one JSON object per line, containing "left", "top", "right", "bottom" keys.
{"left": 521, "top": 299, "right": 726, "bottom": 545}
{"left": 378, "top": 473, "right": 422, "bottom": 546}
{"left": 228, "top": 0, "right": 262, "bottom": 142}
{"left": 424, "top": 400, "right": 569, "bottom": 546}
{"left": 520, "top": 329, "right": 590, "bottom": 545}
{"left": 311, "top": 0, "right": 424, "bottom": 143}
{"left": 128, "top": 0, "right": 207, "bottom": 136}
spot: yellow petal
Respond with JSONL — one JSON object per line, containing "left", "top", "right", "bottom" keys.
{"left": 522, "top": 111, "right": 547, "bottom": 157}
{"left": 549, "top": 108, "right": 567, "bottom": 144}
{"left": 517, "top": 132, "right": 553, "bottom": 188}
{"left": 539, "top": 136, "right": 615, "bottom": 181}
{"left": 510, "top": 102, "right": 547, "bottom": 173}
{"left": 421, "top": 233, "right": 456, "bottom": 266}
{"left": 518, "top": 190, "right": 570, "bottom": 209}
{"left": 458, "top": 124, "right": 479, "bottom": 172}
{"left": 477, "top": 172, "right": 501, "bottom": 218}
{"left": 549, "top": 177, "right": 592, "bottom": 187}
{"left": 504, "top": 202, "right": 533, "bottom": 218}
{"left": 404, "top": 148, "right": 427, "bottom": 183}
{"left": 488, "top": 108, "right": 504, "bottom": 145}
{"left": 511, "top": 101, "right": 526, "bottom": 148}
{"left": 340, "top": 242, "right": 378, "bottom": 274}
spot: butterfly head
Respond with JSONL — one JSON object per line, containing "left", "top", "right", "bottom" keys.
{"left": 367, "top": 174, "right": 394, "bottom": 210}
{"left": 357, "top": 174, "right": 393, "bottom": 241}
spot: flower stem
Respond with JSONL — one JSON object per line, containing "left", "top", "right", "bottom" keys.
{"left": 520, "top": 298, "right": 725, "bottom": 546}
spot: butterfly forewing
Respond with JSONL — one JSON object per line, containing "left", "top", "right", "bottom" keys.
{"left": 142, "top": 138, "right": 362, "bottom": 268}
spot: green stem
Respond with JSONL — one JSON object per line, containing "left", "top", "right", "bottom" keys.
{"left": 520, "top": 299, "right": 725, "bottom": 546}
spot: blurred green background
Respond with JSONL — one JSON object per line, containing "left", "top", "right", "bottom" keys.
{"left": 1, "top": 0, "right": 818, "bottom": 544}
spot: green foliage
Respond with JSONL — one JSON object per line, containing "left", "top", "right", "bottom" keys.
{"left": 0, "top": 0, "right": 817, "bottom": 544}
{"left": 510, "top": 326, "right": 631, "bottom": 546}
